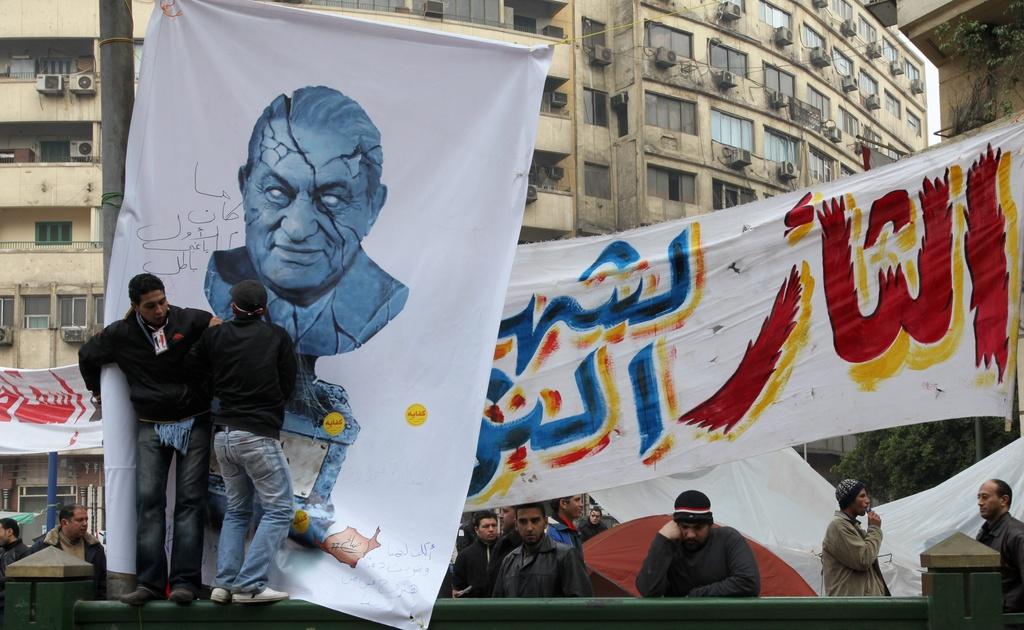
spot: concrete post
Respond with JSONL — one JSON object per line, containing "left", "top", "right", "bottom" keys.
{"left": 4, "top": 546, "right": 95, "bottom": 629}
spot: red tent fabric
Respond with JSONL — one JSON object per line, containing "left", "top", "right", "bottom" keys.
{"left": 583, "top": 514, "right": 816, "bottom": 597}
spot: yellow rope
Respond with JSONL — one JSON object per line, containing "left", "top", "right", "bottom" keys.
{"left": 99, "top": 37, "right": 136, "bottom": 47}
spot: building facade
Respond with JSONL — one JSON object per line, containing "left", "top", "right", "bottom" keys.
{"left": 0, "top": 0, "right": 927, "bottom": 522}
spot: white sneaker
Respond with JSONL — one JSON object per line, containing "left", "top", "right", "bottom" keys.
{"left": 210, "top": 587, "right": 232, "bottom": 604}
{"left": 234, "top": 587, "right": 289, "bottom": 604}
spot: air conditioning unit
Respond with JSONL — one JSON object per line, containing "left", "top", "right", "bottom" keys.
{"left": 841, "top": 75, "right": 858, "bottom": 92}
{"left": 610, "top": 92, "right": 628, "bottom": 110}
{"left": 910, "top": 79, "right": 924, "bottom": 95}
{"left": 61, "top": 327, "right": 86, "bottom": 344}
{"left": 70, "top": 140, "right": 93, "bottom": 161}
{"left": 36, "top": 74, "right": 64, "bottom": 95}
{"left": 768, "top": 91, "right": 790, "bottom": 110}
{"left": 70, "top": 72, "right": 96, "bottom": 95}
{"left": 526, "top": 185, "right": 538, "bottom": 203}
{"left": 719, "top": 2, "right": 741, "bottom": 21}
{"left": 0, "top": 326, "right": 12, "bottom": 346}
{"left": 654, "top": 47, "right": 677, "bottom": 68}
{"left": 541, "top": 25, "right": 565, "bottom": 39}
{"left": 810, "top": 47, "right": 831, "bottom": 68}
{"left": 866, "top": 43, "right": 882, "bottom": 59}
{"left": 840, "top": 19, "right": 857, "bottom": 37}
{"left": 773, "top": 27, "right": 793, "bottom": 46}
{"left": 589, "top": 44, "right": 613, "bottom": 66}
{"left": 826, "top": 126, "right": 842, "bottom": 143}
{"left": 714, "top": 70, "right": 737, "bottom": 89}
{"left": 549, "top": 91, "right": 568, "bottom": 109}
{"left": 777, "top": 161, "right": 798, "bottom": 181}
{"left": 546, "top": 165, "right": 565, "bottom": 180}
{"left": 812, "top": 0, "right": 827, "bottom": 7}
{"left": 865, "top": 94, "right": 881, "bottom": 110}
{"left": 889, "top": 61, "right": 904, "bottom": 76}
{"left": 727, "top": 148, "right": 752, "bottom": 168}
{"left": 423, "top": 0, "right": 443, "bottom": 18}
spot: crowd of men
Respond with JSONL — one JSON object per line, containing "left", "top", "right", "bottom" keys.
{"left": 447, "top": 479, "right": 1024, "bottom": 614}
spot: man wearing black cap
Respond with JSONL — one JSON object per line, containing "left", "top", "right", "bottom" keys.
{"left": 636, "top": 490, "right": 759, "bottom": 597}
{"left": 190, "top": 280, "right": 297, "bottom": 605}
{"left": 821, "top": 479, "right": 889, "bottom": 596}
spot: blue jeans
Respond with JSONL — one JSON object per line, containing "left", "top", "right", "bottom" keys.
{"left": 213, "top": 428, "right": 294, "bottom": 594}
{"left": 135, "top": 415, "right": 211, "bottom": 594}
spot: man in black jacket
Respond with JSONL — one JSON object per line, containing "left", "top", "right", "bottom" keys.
{"left": 79, "top": 273, "right": 218, "bottom": 605}
{"left": 28, "top": 505, "right": 107, "bottom": 599}
{"left": 1, "top": 518, "right": 31, "bottom": 624}
{"left": 636, "top": 490, "right": 760, "bottom": 598}
{"left": 452, "top": 511, "right": 499, "bottom": 598}
{"left": 191, "top": 280, "right": 297, "bottom": 605}
{"left": 977, "top": 478, "right": 1024, "bottom": 613}
{"left": 491, "top": 502, "right": 592, "bottom": 598}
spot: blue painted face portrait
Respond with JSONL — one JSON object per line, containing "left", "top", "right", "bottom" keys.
{"left": 206, "top": 86, "right": 408, "bottom": 356}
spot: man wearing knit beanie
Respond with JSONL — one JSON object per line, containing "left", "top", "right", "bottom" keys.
{"left": 821, "top": 479, "right": 890, "bottom": 597}
{"left": 636, "top": 490, "right": 759, "bottom": 597}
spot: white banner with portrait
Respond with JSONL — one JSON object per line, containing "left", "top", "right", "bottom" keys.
{"left": 102, "top": 1, "right": 549, "bottom": 627}
{"left": 467, "top": 122, "right": 1024, "bottom": 509}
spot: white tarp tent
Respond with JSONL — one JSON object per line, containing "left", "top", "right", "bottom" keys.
{"left": 591, "top": 438, "right": 1024, "bottom": 596}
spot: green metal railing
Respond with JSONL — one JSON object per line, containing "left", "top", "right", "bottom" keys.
{"left": 0, "top": 241, "right": 103, "bottom": 251}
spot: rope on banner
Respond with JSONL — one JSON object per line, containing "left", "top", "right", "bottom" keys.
{"left": 98, "top": 37, "right": 135, "bottom": 48}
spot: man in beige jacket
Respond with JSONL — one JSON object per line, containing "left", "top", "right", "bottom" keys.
{"left": 821, "top": 479, "right": 890, "bottom": 596}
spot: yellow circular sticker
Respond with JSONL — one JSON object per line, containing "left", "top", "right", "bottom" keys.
{"left": 292, "top": 510, "right": 309, "bottom": 534}
{"left": 322, "top": 411, "right": 346, "bottom": 436}
{"left": 405, "top": 403, "right": 428, "bottom": 427}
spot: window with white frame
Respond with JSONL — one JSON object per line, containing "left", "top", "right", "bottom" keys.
{"left": 808, "top": 147, "right": 835, "bottom": 182}
{"left": 858, "top": 16, "right": 876, "bottom": 42}
{"left": 0, "top": 297, "right": 12, "bottom": 327}
{"left": 59, "top": 296, "right": 86, "bottom": 328}
{"left": 713, "top": 180, "right": 756, "bottom": 210}
{"left": 884, "top": 91, "right": 901, "bottom": 118}
{"left": 584, "top": 163, "right": 611, "bottom": 199}
{"left": 647, "top": 166, "right": 696, "bottom": 203}
{"left": 802, "top": 24, "right": 824, "bottom": 49}
{"left": 831, "top": 0, "right": 852, "bottom": 21}
{"left": 759, "top": 1, "right": 791, "bottom": 29}
{"left": 645, "top": 23, "right": 693, "bottom": 58}
{"left": 645, "top": 93, "right": 696, "bottom": 134}
{"left": 859, "top": 70, "right": 878, "bottom": 96}
{"left": 839, "top": 107, "right": 859, "bottom": 136}
{"left": 765, "top": 129, "right": 799, "bottom": 164}
{"left": 807, "top": 86, "right": 830, "bottom": 120}
{"left": 23, "top": 296, "right": 50, "bottom": 329}
{"left": 907, "top": 111, "right": 921, "bottom": 136}
{"left": 709, "top": 42, "right": 747, "bottom": 76}
{"left": 711, "top": 110, "right": 754, "bottom": 151}
{"left": 882, "top": 39, "right": 898, "bottom": 63}
{"left": 763, "top": 63, "right": 795, "bottom": 97}
{"left": 833, "top": 49, "right": 853, "bottom": 76}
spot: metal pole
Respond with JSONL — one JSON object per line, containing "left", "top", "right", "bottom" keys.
{"left": 100, "top": 0, "right": 136, "bottom": 600}
{"left": 101, "top": 0, "right": 135, "bottom": 283}
{"left": 45, "top": 451, "right": 58, "bottom": 531}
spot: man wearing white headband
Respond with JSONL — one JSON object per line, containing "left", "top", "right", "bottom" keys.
{"left": 636, "top": 490, "right": 759, "bottom": 597}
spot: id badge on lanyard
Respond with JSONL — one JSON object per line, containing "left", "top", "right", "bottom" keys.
{"left": 152, "top": 328, "right": 168, "bottom": 355}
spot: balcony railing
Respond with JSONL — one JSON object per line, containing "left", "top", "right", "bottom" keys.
{"left": 0, "top": 241, "right": 102, "bottom": 251}
{"left": 0, "top": 155, "right": 97, "bottom": 164}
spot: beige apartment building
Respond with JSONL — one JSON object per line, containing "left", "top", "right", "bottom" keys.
{"left": 0, "top": 0, "right": 926, "bottom": 514}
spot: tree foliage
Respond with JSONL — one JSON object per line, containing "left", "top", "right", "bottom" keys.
{"left": 935, "top": 0, "right": 1024, "bottom": 134}
{"left": 832, "top": 415, "right": 1019, "bottom": 504}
